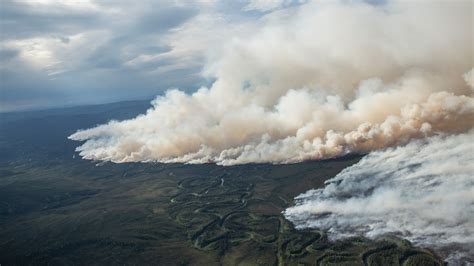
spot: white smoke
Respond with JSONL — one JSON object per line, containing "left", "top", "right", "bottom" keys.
{"left": 69, "top": 0, "right": 473, "bottom": 165}
{"left": 284, "top": 131, "right": 474, "bottom": 263}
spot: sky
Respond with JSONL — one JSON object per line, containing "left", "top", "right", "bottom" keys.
{"left": 0, "top": 0, "right": 305, "bottom": 112}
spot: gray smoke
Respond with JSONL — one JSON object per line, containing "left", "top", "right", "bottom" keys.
{"left": 284, "top": 131, "right": 474, "bottom": 263}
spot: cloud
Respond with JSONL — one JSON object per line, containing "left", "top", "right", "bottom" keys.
{"left": 284, "top": 131, "right": 474, "bottom": 264}
{"left": 69, "top": 0, "right": 473, "bottom": 166}
{"left": 0, "top": 0, "right": 103, "bottom": 39}
{"left": 242, "top": 0, "right": 295, "bottom": 12}
{"left": 0, "top": 0, "right": 239, "bottom": 111}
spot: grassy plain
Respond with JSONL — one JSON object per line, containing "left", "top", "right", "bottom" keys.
{"left": 0, "top": 157, "right": 443, "bottom": 265}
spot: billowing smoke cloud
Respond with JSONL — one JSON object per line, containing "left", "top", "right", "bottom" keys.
{"left": 284, "top": 131, "right": 474, "bottom": 263}
{"left": 69, "top": 0, "right": 473, "bottom": 165}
